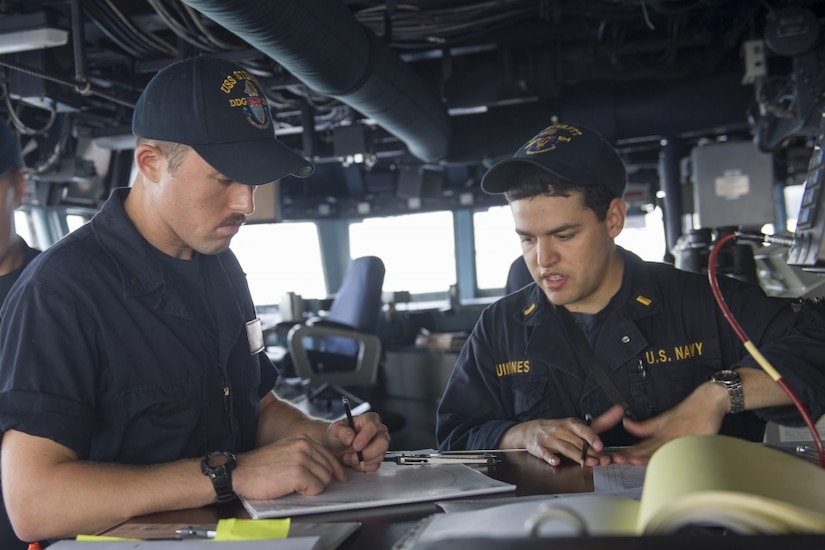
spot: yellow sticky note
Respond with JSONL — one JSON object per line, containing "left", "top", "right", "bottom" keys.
{"left": 214, "top": 517, "right": 291, "bottom": 541}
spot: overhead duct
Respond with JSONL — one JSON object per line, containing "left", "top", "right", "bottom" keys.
{"left": 448, "top": 73, "right": 754, "bottom": 165}
{"left": 180, "top": 0, "right": 450, "bottom": 163}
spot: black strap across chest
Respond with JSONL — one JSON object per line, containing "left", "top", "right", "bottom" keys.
{"left": 556, "top": 304, "right": 636, "bottom": 420}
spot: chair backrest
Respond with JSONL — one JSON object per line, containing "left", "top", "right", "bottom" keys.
{"left": 505, "top": 256, "right": 533, "bottom": 294}
{"left": 315, "top": 256, "right": 385, "bottom": 357}
{"left": 286, "top": 256, "right": 386, "bottom": 388}
{"left": 326, "top": 255, "right": 386, "bottom": 333}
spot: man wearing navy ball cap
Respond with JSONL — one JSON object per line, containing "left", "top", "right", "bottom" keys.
{"left": 437, "top": 122, "right": 825, "bottom": 469}
{"left": 0, "top": 55, "right": 389, "bottom": 546}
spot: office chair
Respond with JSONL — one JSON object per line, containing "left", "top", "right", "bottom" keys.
{"left": 286, "top": 255, "right": 386, "bottom": 397}
{"left": 505, "top": 256, "right": 533, "bottom": 294}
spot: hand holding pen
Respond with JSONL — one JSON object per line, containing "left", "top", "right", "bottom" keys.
{"left": 580, "top": 413, "right": 593, "bottom": 468}
{"left": 576, "top": 405, "right": 626, "bottom": 467}
{"left": 323, "top": 396, "right": 389, "bottom": 472}
{"left": 341, "top": 396, "right": 366, "bottom": 473}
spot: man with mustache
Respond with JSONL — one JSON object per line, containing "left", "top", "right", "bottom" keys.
{"left": 0, "top": 55, "right": 389, "bottom": 547}
{"left": 436, "top": 122, "right": 825, "bottom": 467}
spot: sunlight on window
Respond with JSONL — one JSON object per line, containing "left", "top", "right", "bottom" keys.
{"left": 474, "top": 206, "right": 522, "bottom": 289}
{"left": 14, "top": 211, "right": 31, "bottom": 245}
{"left": 784, "top": 183, "right": 804, "bottom": 232}
{"left": 231, "top": 222, "right": 325, "bottom": 306}
{"left": 616, "top": 207, "right": 668, "bottom": 262}
{"left": 66, "top": 214, "right": 87, "bottom": 233}
{"left": 349, "top": 211, "right": 455, "bottom": 294}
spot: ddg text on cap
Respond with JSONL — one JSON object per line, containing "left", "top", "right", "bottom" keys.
{"left": 481, "top": 123, "right": 627, "bottom": 198}
{"left": 132, "top": 55, "right": 313, "bottom": 186}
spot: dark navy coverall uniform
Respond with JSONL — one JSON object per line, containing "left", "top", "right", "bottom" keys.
{"left": 437, "top": 248, "right": 825, "bottom": 451}
{"left": 0, "top": 187, "right": 277, "bottom": 546}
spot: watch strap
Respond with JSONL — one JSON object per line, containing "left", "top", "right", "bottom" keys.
{"left": 711, "top": 370, "right": 745, "bottom": 414}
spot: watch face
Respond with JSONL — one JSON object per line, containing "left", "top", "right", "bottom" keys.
{"left": 206, "top": 452, "right": 230, "bottom": 468}
{"left": 714, "top": 370, "right": 738, "bottom": 384}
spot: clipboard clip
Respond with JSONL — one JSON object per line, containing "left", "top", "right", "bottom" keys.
{"left": 389, "top": 453, "right": 502, "bottom": 466}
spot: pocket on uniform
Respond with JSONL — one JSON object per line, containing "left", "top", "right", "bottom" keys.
{"left": 511, "top": 377, "right": 550, "bottom": 420}
{"left": 107, "top": 375, "right": 209, "bottom": 463}
{"left": 634, "top": 336, "right": 722, "bottom": 416}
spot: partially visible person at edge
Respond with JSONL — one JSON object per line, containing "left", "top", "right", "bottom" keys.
{"left": 0, "top": 120, "right": 42, "bottom": 549}
{"left": 0, "top": 55, "right": 389, "bottom": 547}
{"left": 0, "top": 121, "right": 39, "bottom": 303}
{"left": 436, "top": 121, "right": 825, "bottom": 468}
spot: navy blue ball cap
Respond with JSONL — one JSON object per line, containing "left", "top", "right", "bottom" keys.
{"left": 481, "top": 122, "right": 627, "bottom": 198}
{"left": 132, "top": 55, "right": 313, "bottom": 186}
{"left": 0, "top": 122, "right": 22, "bottom": 174}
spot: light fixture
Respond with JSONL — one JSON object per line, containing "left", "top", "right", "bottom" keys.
{"left": 0, "top": 27, "right": 68, "bottom": 55}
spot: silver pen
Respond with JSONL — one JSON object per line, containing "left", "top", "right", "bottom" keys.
{"left": 175, "top": 527, "right": 216, "bottom": 539}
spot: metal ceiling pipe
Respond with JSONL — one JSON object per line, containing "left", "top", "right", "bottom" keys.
{"left": 180, "top": 0, "right": 451, "bottom": 163}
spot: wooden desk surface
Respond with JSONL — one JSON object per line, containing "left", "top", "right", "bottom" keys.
{"left": 122, "top": 452, "right": 587, "bottom": 548}
{"left": 120, "top": 452, "right": 822, "bottom": 549}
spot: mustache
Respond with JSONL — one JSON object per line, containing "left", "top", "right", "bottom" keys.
{"left": 221, "top": 214, "right": 247, "bottom": 226}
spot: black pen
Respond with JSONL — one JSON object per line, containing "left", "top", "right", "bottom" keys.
{"left": 341, "top": 395, "right": 366, "bottom": 472}
{"left": 580, "top": 413, "right": 593, "bottom": 468}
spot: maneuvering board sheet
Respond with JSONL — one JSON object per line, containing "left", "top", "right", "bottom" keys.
{"left": 241, "top": 462, "right": 516, "bottom": 519}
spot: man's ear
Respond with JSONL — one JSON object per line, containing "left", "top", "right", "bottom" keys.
{"left": 133, "top": 143, "right": 163, "bottom": 183}
{"left": 605, "top": 197, "right": 627, "bottom": 238}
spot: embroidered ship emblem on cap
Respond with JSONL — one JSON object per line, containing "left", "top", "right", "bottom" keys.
{"left": 523, "top": 124, "right": 583, "bottom": 155}
{"left": 243, "top": 79, "right": 270, "bottom": 130}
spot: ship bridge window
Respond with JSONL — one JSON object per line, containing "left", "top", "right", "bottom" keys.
{"left": 474, "top": 206, "right": 521, "bottom": 290}
{"left": 231, "top": 221, "right": 325, "bottom": 307}
{"left": 349, "top": 211, "right": 455, "bottom": 296}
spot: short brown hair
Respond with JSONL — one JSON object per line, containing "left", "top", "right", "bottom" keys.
{"left": 503, "top": 163, "right": 616, "bottom": 221}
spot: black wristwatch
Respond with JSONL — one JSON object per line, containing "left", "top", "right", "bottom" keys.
{"left": 710, "top": 369, "right": 745, "bottom": 414}
{"left": 201, "top": 451, "right": 237, "bottom": 502}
